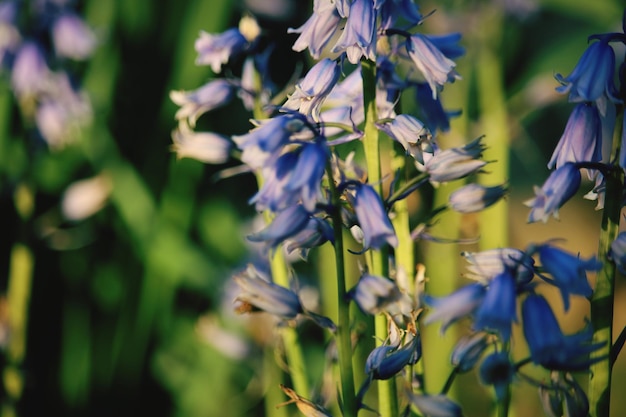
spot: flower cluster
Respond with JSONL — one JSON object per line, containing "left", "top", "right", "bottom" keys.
{"left": 0, "top": 0, "right": 97, "bottom": 148}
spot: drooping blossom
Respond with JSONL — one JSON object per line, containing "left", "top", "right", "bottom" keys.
{"left": 525, "top": 163, "right": 582, "bottom": 223}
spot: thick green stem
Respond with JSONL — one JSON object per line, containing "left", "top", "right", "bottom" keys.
{"left": 588, "top": 107, "right": 624, "bottom": 417}
{"left": 361, "top": 59, "right": 398, "bottom": 417}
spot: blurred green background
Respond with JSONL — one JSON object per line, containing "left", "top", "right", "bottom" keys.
{"left": 0, "top": 0, "right": 624, "bottom": 416}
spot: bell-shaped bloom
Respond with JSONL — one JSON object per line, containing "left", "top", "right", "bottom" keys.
{"left": 461, "top": 248, "right": 535, "bottom": 285}
{"left": 555, "top": 39, "right": 619, "bottom": 103}
{"left": 407, "top": 393, "right": 462, "bottom": 417}
{"left": 283, "top": 58, "right": 341, "bottom": 121}
{"left": 288, "top": 0, "right": 341, "bottom": 59}
{"left": 451, "top": 332, "right": 490, "bottom": 373}
{"left": 609, "top": 232, "right": 626, "bottom": 275}
{"left": 247, "top": 204, "right": 312, "bottom": 247}
{"left": 548, "top": 103, "right": 602, "bottom": 179}
{"left": 406, "top": 33, "right": 460, "bottom": 99}
{"left": 365, "top": 335, "right": 421, "bottom": 380}
{"left": 414, "top": 82, "right": 460, "bottom": 133}
{"left": 349, "top": 273, "right": 412, "bottom": 316}
{"left": 331, "top": 0, "right": 377, "bottom": 64}
{"left": 195, "top": 17, "right": 260, "bottom": 73}
{"left": 377, "top": 114, "right": 434, "bottom": 164}
{"left": 284, "top": 141, "right": 329, "bottom": 212}
{"left": 233, "top": 114, "right": 306, "bottom": 169}
{"left": 534, "top": 244, "right": 601, "bottom": 311}
{"left": 423, "top": 137, "right": 487, "bottom": 183}
{"left": 170, "top": 122, "right": 232, "bottom": 164}
{"left": 170, "top": 79, "right": 235, "bottom": 126}
{"left": 234, "top": 265, "right": 303, "bottom": 319}
{"left": 251, "top": 152, "right": 300, "bottom": 212}
{"left": 525, "top": 163, "right": 581, "bottom": 223}
{"left": 285, "top": 217, "right": 334, "bottom": 258}
{"left": 52, "top": 12, "right": 97, "bottom": 60}
{"left": 351, "top": 183, "right": 398, "bottom": 249}
{"left": 380, "top": 0, "right": 422, "bottom": 29}
{"left": 11, "top": 41, "right": 50, "bottom": 98}
{"left": 423, "top": 283, "right": 486, "bottom": 333}
{"left": 448, "top": 183, "right": 507, "bottom": 214}
{"left": 62, "top": 174, "right": 112, "bottom": 221}
{"left": 479, "top": 352, "right": 515, "bottom": 400}
{"left": 426, "top": 33, "right": 465, "bottom": 60}
{"left": 473, "top": 271, "right": 518, "bottom": 342}
{"left": 522, "top": 294, "right": 605, "bottom": 371}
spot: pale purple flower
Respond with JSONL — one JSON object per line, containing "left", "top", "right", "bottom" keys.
{"left": 406, "top": 33, "right": 460, "bottom": 99}
{"left": 331, "top": 0, "right": 377, "bottom": 64}
{"left": 170, "top": 122, "right": 232, "bottom": 164}
{"left": 284, "top": 140, "right": 330, "bottom": 212}
{"left": 461, "top": 248, "right": 535, "bottom": 285}
{"left": 426, "top": 33, "right": 465, "bottom": 60}
{"left": 288, "top": 0, "right": 341, "bottom": 59}
{"left": 11, "top": 41, "right": 50, "bottom": 98}
{"left": 170, "top": 79, "right": 235, "bottom": 126}
{"left": 423, "top": 283, "right": 486, "bottom": 333}
{"left": 423, "top": 137, "right": 487, "bottom": 183}
{"left": 365, "top": 336, "right": 421, "bottom": 380}
{"left": 251, "top": 152, "right": 300, "bottom": 211}
{"left": 379, "top": 0, "right": 422, "bottom": 29}
{"left": 377, "top": 114, "right": 433, "bottom": 164}
{"left": 414, "top": 82, "right": 460, "bottom": 133}
{"left": 451, "top": 332, "right": 490, "bottom": 372}
{"left": 448, "top": 183, "right": 507, "bottom": 213}
{"left": 247, "top": 204, "right": 312, "bottom": 247}
{"left": 283, "top": 58, "right": 341, "bottom": 121}
{"left": 52, "top": 12, "right": 97, "bottom": 60}
{"left": 351, "top": 183, "right": 398, "bottom": 249}
{"left": 525, "top": 163, "right": 582, "bottom": 223}
{"left": 548, "top": 103, "right": 602, "bottom": 179}
{"left": 349, "top": 273, "right": 412, "bottom": 316}
{"left": 284, "top": 217, "right": 334, "bottom": 258}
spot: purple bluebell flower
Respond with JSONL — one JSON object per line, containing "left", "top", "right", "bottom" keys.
{"left": 349, "top": 273, "right": 412, "bottom": 316}
{"left": 473, "top": 271, "right": 517, "bottom": 341}
{"left": 288, "top": 0, "right": 341, "bottom": 59}
{"left": 170, "top": 122, "right": 232, "bottom": 164}
{"left": 451, "top": 332, "right": 491, "bottom": 373}
{"left": 423, "top": 137, "right": 487, "bottom": 183}
{"left": 233, "top": 114, "right": 305, "bottom": 169}
{"left": 406, "top": 33, "right": 461, "bottom": 99}
{"left": 170, "top": 79, "right": 235, "bottom": 126}
{"left": 423, "top": 283, "right": 486, "bottom": 333}
{"left": 285, "top": 217, "right": 334, "bottom": 258}
{"left": 283, "top": 58, "right": 341, "bottom": 121}
{"left": 247, "top": 204, "right": 312, "bottom": 247}
{"left": 351, "top": 183, "right": 398, "bottom": 249}
{"left": 377, "top": 114, "right": 434, "bottom": 164}
{"left": 234, "top": 265, "right": 303, "bottom": 319}
{"left": 479, "top": 352, "right": 515, "bottom": 400}
{"left": 461, "top": 248, "right": 535, "bottom": 285}
{"left": 11, "top": 41, "right": 50, "bottom": 98}
{"left": 448, "top": 183, "right": 507, "bottom": 214}
{"left": 414, "top": 82, "right": 460, "bottom": 133}
{"left": 525, "top": 163, "right": 582, "bottom": 223}
{"left": 379, "top": 0, "right": 422, "bottom": 29}
{"left": 0, "top": 2, "right": 20, "bottom": 66}
{"left": 555, "top": 38, "right": 619, "bottom": 104}
{"left": 331, "top": 0, "right": 377, "bottom": 64}
{"left": 51, "top": 12, "right": 97, "bottom": 60}
{"left": 609, "top": 232, "right": 626, "bottom": 275}
{"left": 426, "top": 33, "right": 465, "bottom": 60}
{"left": 522, "top": 294, "right": 605, "bottom": 371}
{"left": 251, "top": 152, "right": 300, "bottom": 211}
{"left": 284, "top": 140, "right": 330, "bottom": 212}
{"left": 548, "top": 103, "right": 602, "bottom": 179}
{"left": 534, "top": 244, "right": 601, "bottom": 311}
{"left": 365, "top": 336, "right": 421, "bottom": 380}
{"left": 407, "top": 393, "right": 462, "bottom": 417}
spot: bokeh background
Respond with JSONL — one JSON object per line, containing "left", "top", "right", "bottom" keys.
{"left": 0, "top": 0, "right": 624, "bottom": 416}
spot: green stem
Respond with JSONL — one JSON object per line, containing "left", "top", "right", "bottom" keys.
{"left": 327, "top": 166, "right": 357, "bottom": 417}
{"left": 588, "top": 106, "right": 624, "bottom": 417}
{"left": 361, "top": 59, "right": 398, "bottom": 417}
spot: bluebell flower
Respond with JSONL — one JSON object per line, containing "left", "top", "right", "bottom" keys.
{"left": 609, "top": 232, "right": 626, "bottom": 275}
{"left": 379, "top": 0, "right": 422, "bottom": 29}
{"left": 555, "top": 38, "right": 619, "bottom": 104}
{"left": 365, "top": 335, "right": 421, "bottom": 380}
{"left": 170, "top": 122, "right": 232, "bottom": 164}
{"left": 423, "top": 283, "right": 486, "bottom": 333}
{"left": 426, "top": 33, "right": 465, "bottom": 60}
{"left": 247, "top": 204, "right": 312, "bottom": 247}
{"left": 288, "top": 0, "right": 341, "bottom": 59}
{"left": 284, "top": 140, "right": 330, "bottom": 212}
{"left": 407, "top": 393, "right": 463, "bottom": 417}
{"left": 423, "top": 137, "right": 487, "bottom": 183}
{"left": 479, "top": 352, "right": 515, "bottom": 401}
{"left": 461, "top": 248, "right": 535, "bottom": 285}
{"left": 233, "top": 114, "right": 305, "bottom": 164}
{"left": 539, "top": 372, "right": 589, "bottom": 417}
{"left": 332, "top": 0, "right": 377, "bottom": 64}
{"left": 406, "top": 33, "right": 461, "bottom": 99}
{"left": 534, "top": 243, "right": 601, "bottom": 311}
{"left": 448, "top": 183, "right": 507, "bottom": 214}
{"left": 548, "top": 103, "right": 602, "bottom": 179}
{"left": 522, "top": 294, "right": 605, "bottom": 371}
{"left": 51, "top": 12, "right": 97, "bottom": 60}
{"left": 170, "top": 79, "right": 235, "bottom": 127}
{"left": 285, "top": 217, "right": 334, "bottom": 259}
{"left": 283, "top": 58, "right": 341, "bottom": 121}
{"left": 349, "top": 273, "right": 412, "bottom": 316}
{"left": 234, "top": 265, "right": 303, "bottom": 319}
{"left": 451, "top": 332, "right": 491, "bottom": 373}
{"left": 351, "top": 183, "right": 398, "bottom": 249}
{"left": 414, "top": 82, "right": 460, "bottom": 133}
{"left": 525, "top": 163, "right": 581, "bottom": 223}
{"left": 11, "top": 41, "right": 50, "bottom": 98}
{"left": 377, "top": 114, "right": 434, "bottom": 164}
{"left": 473, "top": 271, "right": 517, "bottom": 341}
